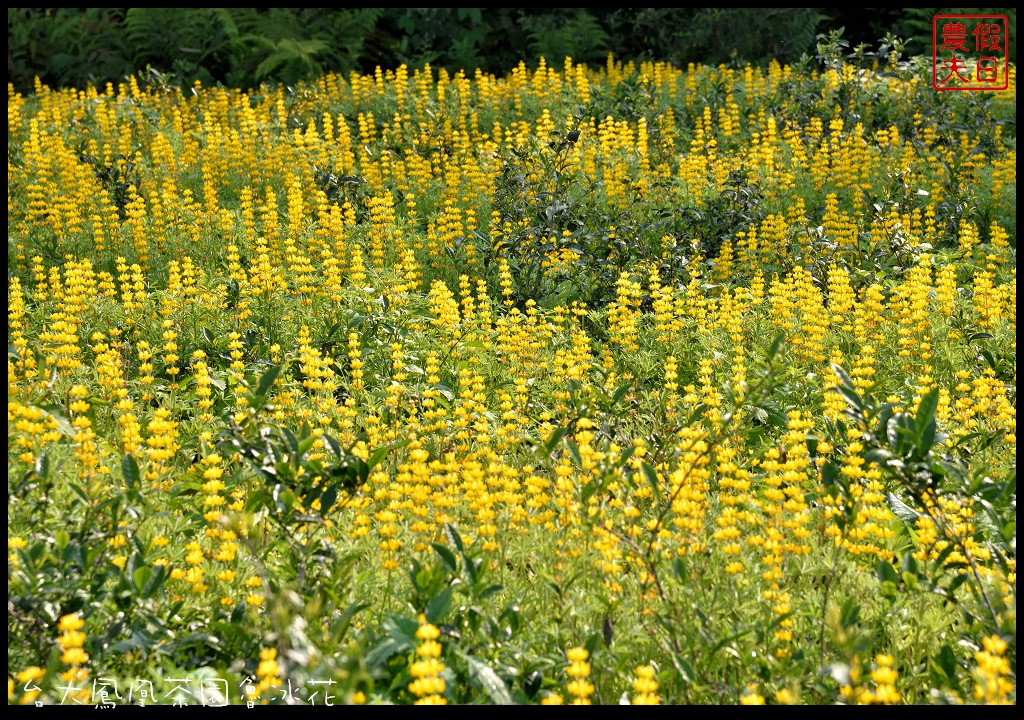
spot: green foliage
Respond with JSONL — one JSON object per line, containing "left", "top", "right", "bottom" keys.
{"left": 829, "top": 364, "right": 1016, "bottom": 643}
{"left": 488, "top": 110, "right": 600, "bottom": 306}
{"left": 825, "top": 7, "right": 1017, "bottom": 64}
{"left": 17, "top": 8, "right": 1018, "bottom": 93}
{"left": 521, "top": 10, "right": 609, "bottom": 67}
{"left": 7, "top": 8, "right": 384, "bottom": 92}
{"left": 7, "top": 8, "right": 134, "bottom": 91}
{"left": 602, "top": 8, "right": 827, "bottom": 67}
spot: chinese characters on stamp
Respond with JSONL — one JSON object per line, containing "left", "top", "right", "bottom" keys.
{"left": 933, "top": 14, "right": 1010, "bottom": 91}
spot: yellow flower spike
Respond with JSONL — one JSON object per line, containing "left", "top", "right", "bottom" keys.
{"left": 57, "top": 614, "right": 85, "bottom": 633}
{"left": 61, "top": 648, "right": 89, "bottom": 666}
{"left": 631, "top": 665, "right": 660, "bottom": 704}
{"left": 348, "top": 691, "right": 366, "bottom": 704}
{"left": 740, "top": 685, "right": 766, "bottom": 704}
{"left": 410, "top": 619, "right": 447, "bottom": 704}
{"left": 415, "top": 622, "right": 441, "bottom": 641}
{"left": 563, "top": 647, "right": 594, "bottom": 704}
{"left": 982, "top": 636, "right": 1007, "bottom": 655}
{"left": 15, "top": 667, "right": 45, "bottom": 685}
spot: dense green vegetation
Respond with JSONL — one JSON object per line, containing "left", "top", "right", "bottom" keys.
{"left": 9, "top": 8, "right": 1017, "bottom": 93}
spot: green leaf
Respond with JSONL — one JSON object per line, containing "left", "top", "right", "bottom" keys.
{"left": 330, "top": 602, "right": 369, "bottom": 644}
{"left": 888, "top": 492, "right": 918, "bottom": 522}
{"left": 834, "top": 419, "right": 848, "bottom": 441}
{"left": 979, "top": 348, "right": 997, "bottom": 373}
{"left": 805, "top": 434, "right": 820, "bottom": 457}
{"left": 368, "top": 439, "right": 410, "bottom": 469}
{"left": 143, "top": 565, "right": 166, "bottom": 597}
{"left": 839, "top": 596, "right": 860, "bottom": 628}
{"left": 877, "top": 560, "right": 899, "bottom": 585}
{"left": 34, "top": 452, "right": 50, "bottom": 480}
{"left": 947, "top": 572, "right": 970, "bottom": 595}
{"left": 133, "top": 566, "right": 153, "bottom": 593}
{"left": 1002, "top": 520, "right": 1016, "bottom": 544}
{"left": 768, "top": 331, "right": 785, "bottom": 361}
{"left": 297, "top": 435, "right": 316, "bottom": 456}
{"left": 936, "top": 644, "right": 957, "bottom": 678}
{"left": 465, "top": 654, "right": 513, "bottom": 705}
{"left": 671, "top": 653, "right": 693, "bottom": 684}
{"left": 39, "top": 404, "right": 75, "bottom": 437}
{"left": 932, "top": 458, "right": 963, "bottom": 484}
{"left": 915, "top": 387, "right": 939, "bottom": 436}
{"left": 874, "top": 403, "right": 896, "bottom": 436}
{"left": 618, "top": 443, "right": 637, "bottom": 466}
{"left": 464, "top": 555, "right": 481, "bottom": 587}
{"left": 641, "top": 462, "right": 660, "bottom": 497}
{"left": 712, "top": 628, "right": 754, "bottom": 655}
{"left": 686, "top": 403, "right": 709, "bottom": 426}
{"left": 431, "top": 543, "right": 458, "bottom": 575}
{"left": 321, "top": 432, "right": 345, "bottom": 458}
{"left": 275, "top": 487, "right": 295, "bottom": 513}
{"left": 820, "top": 460, "right": 840, "bottom": 491}
{"left": 523, "top": 671, "right": 542, "bottom": 699}
{"left": 864, "top": 448, "right": 893, "bottom": 466}
{"left": 673, "top": 557, "right": 688, "bottom": 584}
{"left": 122, "top": 454, "right": 140, "bottom": 489}
{"left": 280, "top": 426, "right": 299, "bottom": 456}
{"left": 918, "top": 417, "right": 937, "bottom": 456}
{"left": 443, "top": 523, "right": 464, "bottom": 553}
{"left": 836, "top": 385, "right": 864, "bottom": 413}
{"left": 564, "top": 437, "right": 582, "bottom": 466}
{"left": 425, "top": 586, "right": 453, "bottom": 624}
{"left": 351, "top": 458, "right": 370, "bottom": 484}
{"left": 931, "top": 543, "right": 957, "bottom": 570}
{"left": 544, "top": 427, "right": 567, "bottom": 454}
{"left": 477, "top": 584, "right": 503, "bottom": 600}
{"left": 319, "top": 486, "right": 338, "bottom": 513}
{"left": 255, "top": 363, "right": 283, "bottom": 400}
{"left": 384, "top": 614, "right": 421, "bottom": 646}
{"left": 611, "top": 380, "right": 632, "bottom": 405}
{"left": 366, "top": 444, "right": 391, "bottom": 469}
{"left": 435, "top": 383, "right": 455, "bottom": 402}
{"left": 831, "top": 363, "right": 855, "bottom": 392}
{"left": 127, "top": 551, "right": 143, "bottom": 578}
{"left": 365, "top": 638, "right": 405, "bottom": 670}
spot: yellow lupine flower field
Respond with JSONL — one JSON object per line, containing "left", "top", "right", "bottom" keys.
{"left": 7, "top": 50, "right": 1016, "bottom": 705}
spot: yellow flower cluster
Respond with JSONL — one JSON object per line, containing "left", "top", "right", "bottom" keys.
{"left": 57, "top": 613, "right": 91, "bottom": 705}
{"left": 630, "top": 665, "right": 660, "bottom": 705}
{"left": 971, "top": 635, "right": 1013, "bottom": 704}
{"left": 565, "top": 646, "right": 595, "bottom": 705}
{"left": 839, "top": 654, "right": 901, "bottom": 705}
{"left": 409, "top": 621, "right": 447, "bottom": 704}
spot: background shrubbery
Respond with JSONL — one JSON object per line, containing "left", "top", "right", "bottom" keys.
{"left": 8, "top": 7, "right": 1018, "bottom": 93}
